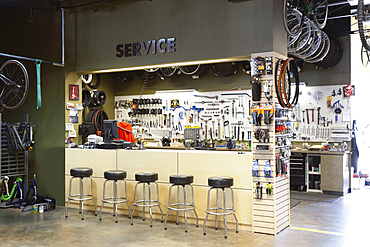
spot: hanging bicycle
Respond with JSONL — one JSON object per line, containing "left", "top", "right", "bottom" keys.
{"left": 0, "top": 60, "right": 29, "bottom": 110}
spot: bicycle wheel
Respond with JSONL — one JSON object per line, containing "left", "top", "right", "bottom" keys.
{"left": 311, "top": 0, "right": 328, "bottom": 30}
{"left": 283, "top": 0, "right": 303, "bottom": 36}
{"left": 358, "top": 0, "right": 370, "bottom": 52}
{"left": 0, "top": 60, "right": 29, "bottom": 110}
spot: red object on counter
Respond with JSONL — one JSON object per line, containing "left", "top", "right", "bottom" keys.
{"left": 116, "top": 122, "right": 136, "bottom": 143}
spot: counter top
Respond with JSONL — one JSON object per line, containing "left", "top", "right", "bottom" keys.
{"left": 291, "top": 150, "right": 347, "bottom": 155}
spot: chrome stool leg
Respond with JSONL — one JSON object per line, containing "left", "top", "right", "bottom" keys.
{"left": 231, "top": 188, "right": 238, "bottom": 233}
{"left": 183, "top": 185, "right": 188, "bottom": 233}
{"left": 99, "top": 180, "right": 108, "bottom": 221}
{"left": 155, "top": 181, "right": 164, "bottom": 222}
{"left": 89, "top": 177, "right": 97, "bottom": 216}
{"left": 81, "top": 178, "right": 84, "bottom": 220}
{"left": 190, "top": 184, "right": 199, "bottom": 227}
{"left": 164, "top": 185, "right": 173, "bottom": 230}
{"left": 215, "top": 188, "right": 219, "bottom": 230}
{"left": 223, "top": 188, "right": 227, "bottom": 238}
{"left": 149, "top": 183, "right": 153, "bottom": 227}
{"left": 124, "top": 180, "right": 131, "bottom": 219}
{"left": 130, "top": 182, "right": 139, "bottom": 225}
{"left": 142, "top": 182, "right": 146, "bottom": 221}
{"left": 65, "top": 177, "right": 74, "bottom": 218}
{"left": 176, "top": 185, "right": 179, "bottom": 225}
{"left": 203, "top": 187, "right": 212, "bottom": 235}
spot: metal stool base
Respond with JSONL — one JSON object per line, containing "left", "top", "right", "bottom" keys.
{"left": 130, "top": 181, "right": 163, "bottom": 227}
{"left": 203, "top": 187, "right": 238, "bottom": 238}
{"left": 164, "top": 184, "right": 199, "bottom": 232}
{"left": 65, "top": 176, "right": 97, "bottom": 220}
{"left": 99, "top": 179, "right": 131, "bottom": 223}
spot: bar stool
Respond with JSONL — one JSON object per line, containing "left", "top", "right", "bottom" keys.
{"left": 65, "top": 167, "right": 97, "bottom": 220}
{"left": 203, "top": 176, "right": 238, "bottom": 238}
{"left": 99, "top": 170, "right": 131, "bottom": 223}
{"left": 164, "top": 174, "right": 199, "bottom": 232}
{"left": 130, "top": 172, "right": 163, "bottom": 227}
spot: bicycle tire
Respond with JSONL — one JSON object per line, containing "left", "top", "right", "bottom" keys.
{"left": 358, "top": 0, "right": 370, "bottom": 52}
{"left": 179, "top": 65, "right": 200, "bottom": 75}
{"left": 87, "top": 74, "right": 101, "bottom": 89}
{"left": 92, "top": 90, "right": 107, "bottom": 106}
{"left": 283, "top": 1, "right": 303, "bottom": 36}
{"left": 211, "top": 62, "right": 239, "bottom": 77}
{"left": 82, "top": 87, "right": 92, "bottom": 108}
{"left": 315, "top": 37, "right": 342, "bottom": 69}
{"left": 157, "top": 67, "right": 181, "bottom": 79}
{"left": 81, "top": 74, "right": 93, "bottom": 84}
{"left": 0, "top": 60, "right": 29, "bottom": 110}
{"left": 110, "top": 71, "right": 134, "bottom": 82}
{"left": 241, "top": 60, "right": 251, "bottom": 74}
{"left": 192, "top": 64, "right": 210, "bottom": 78}
{"left": 312, "top": 0, "right": 328, "bottom": 30}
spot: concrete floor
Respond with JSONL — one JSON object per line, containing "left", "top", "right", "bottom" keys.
{"left": 1, "top": 189, "right": 370, "bottom": 247}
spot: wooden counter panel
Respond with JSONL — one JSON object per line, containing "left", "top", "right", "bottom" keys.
{"left": 65, "top": 149, "right": 116, "bottom": 178}
{"left": 116, "top": 150, "right": 177, "bottom": 183}
{"left": 177, "top": 152, "right": 251, "bottom": 188}
{"left": 321, "top": 155, "right": 343, "bottom": 192}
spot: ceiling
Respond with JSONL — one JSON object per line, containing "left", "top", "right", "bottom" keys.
{"left": 0, "top": 0, "right": 356, "bottom": 37}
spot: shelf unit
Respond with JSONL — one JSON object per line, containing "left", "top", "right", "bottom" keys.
{"left": 306, "top": 154, "right": 322, "bottom": 193}
{"left": 0, "top": 113, "right": 29, "bottom": 189}
{"left": 251, "top": 52, "right": 290, "bottom": 236}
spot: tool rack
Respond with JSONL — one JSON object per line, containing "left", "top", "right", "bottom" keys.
{"left": 251, "top": 52, "right": 290, "bottom": 235}
{"left": 0, "top": 113, "right": 29, "bottom": 189}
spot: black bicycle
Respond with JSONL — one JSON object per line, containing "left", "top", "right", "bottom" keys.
{"left": 283, "top": 0, "right": 328, "bottom": 36}
{"left": 0, "top": 60, "right": 29, "bottom": 110}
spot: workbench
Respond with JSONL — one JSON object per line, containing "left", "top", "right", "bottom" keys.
{"left": 290, "top": 150, "right": 350, "bottom": 195}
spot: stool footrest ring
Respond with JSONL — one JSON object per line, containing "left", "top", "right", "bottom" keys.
{"left": 68, "top": 194, "right": 95, "bottom": 201}
{"left": 102, "top": 197, "right": 128, "bottom": 204}
{"left": 133, "top": 200, "right": 161, "bottom": 208}
{"left": 168, "top": 203, "right": 196, "bottom": 211}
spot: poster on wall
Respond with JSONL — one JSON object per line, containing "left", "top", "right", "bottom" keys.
{"left": 69, "top": 85, "right": 79, "bottom": 100}
{"left": 69, "top": 109, "right": 79, "bottom": 123}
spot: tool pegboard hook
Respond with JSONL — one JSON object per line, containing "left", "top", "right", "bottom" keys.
{"left": 28, "top": 8, "right": 34, "bottom": 23}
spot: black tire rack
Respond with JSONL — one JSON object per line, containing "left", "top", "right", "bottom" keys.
{"left": 0, "top": 114, "right": 29, "bottom": 191}
{"left": 251, "top": 52, "right": 291, "bottom": 235}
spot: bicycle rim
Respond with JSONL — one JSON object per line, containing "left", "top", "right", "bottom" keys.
{"left": 283, "top": 0, "right": 303, "bottom": 36}
{"left": 179, "top": 65, "right": 200, "bottom": 75}
{"left": 358, "top": 0, "right": 370, "bottom": 52}
{"left": 312, "top": 0, "right": 328, "bottom": 29}
{"left": 0, "top": 60, "right": 29, "bottom": 110}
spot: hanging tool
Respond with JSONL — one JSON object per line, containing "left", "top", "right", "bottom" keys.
{"left": 306, "top": 109, "right": 309, "bottom": 124}
{"left": 317, "top": 107, "right": 321, "bottom": 125}
{"left": 193, "top": 94, "right": 218, "bottom": 100}
{"left": 302, "top": 110, "right": 305, "bottom": 123}
{"left": 224, "top": 120, "right": 230, "bottom": 138}
{"left": 331, "top": 100, "right": 344, "bottom": 123}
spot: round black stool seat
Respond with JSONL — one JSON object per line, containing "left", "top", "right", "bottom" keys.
{"left": 104, "top": 170, "right": 127, "bottom": 180}
{"left": 135, "top": 172, "right": 158, "bottom": 182}
{"left": 208, "top": 176, "right": 233, "bottom": 188}
{"left": 170, "top": 174, "right": 193, "bottom": 185}
{"left": 70, "top": 168, "right": 93, "bottom": 177}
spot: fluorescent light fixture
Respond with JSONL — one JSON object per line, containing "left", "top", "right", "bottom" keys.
{"left": 155, "top": 89, "right": 196, "bottom": 94}
{"left": 82, "top": 55, "right": 250, "bottom": 74}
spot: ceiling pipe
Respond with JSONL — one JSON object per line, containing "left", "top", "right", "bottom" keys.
{"left": 0, "top": 8, "right": 65, "bottom": 67}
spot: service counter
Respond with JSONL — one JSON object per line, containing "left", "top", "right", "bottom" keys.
{"left": 65, "top": 148, "right": 253, "bottom": 230}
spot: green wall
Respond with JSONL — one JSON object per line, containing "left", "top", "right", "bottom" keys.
{"left": 0, "top": 4, "right": 76, "bottom": 205}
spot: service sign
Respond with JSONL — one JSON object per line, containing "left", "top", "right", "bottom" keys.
{"left": 116, "top": 37, "right": 176, "bottom": 58}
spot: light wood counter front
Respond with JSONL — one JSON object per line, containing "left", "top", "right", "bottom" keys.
{"left": 65, "top": 148, "right": 253, "bottom": 230}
